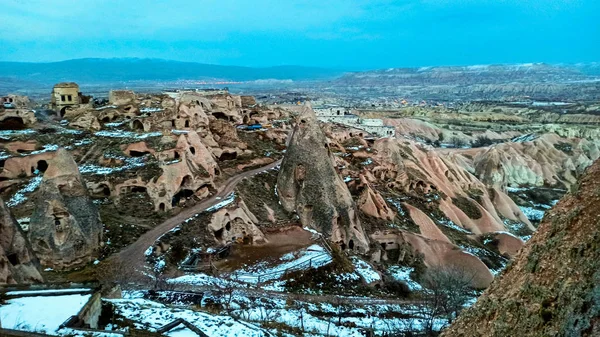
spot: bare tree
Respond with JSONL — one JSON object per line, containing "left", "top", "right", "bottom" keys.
{"left": 419, "top": 266, "right": 476, "bottom": 334}
{"left": 286, "top": 294, "right": 309, "bottom": 333}
{"left": 95, "top": 257, "right": 147, "bottom": 288}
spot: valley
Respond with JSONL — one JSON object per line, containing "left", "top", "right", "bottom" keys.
{"left": 0, "top": 68, "right": 598, "bottom": 336}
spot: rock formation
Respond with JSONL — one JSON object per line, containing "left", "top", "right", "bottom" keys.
{"left": 357, "top": 180, "right": 395, "bottom": 221}
{"left": 0, "top": 198, "right": 44, "bottom": 284}
{"left": 208, "top": 199, "right": 267, "bottom": 245}
{"left": 371, "top": 230, "right": 494, "bottom": 289}
{"left": 277, "top": 105, "right": 369, "bottom": 252}
{"left": 28, "top": 149, "right": 103, "bottom": 270}
{"left": 442, "top": 133, "right": 600, "bottom": 189}
{"left": 442, "top": 159, "right": 600, "bottom": 336}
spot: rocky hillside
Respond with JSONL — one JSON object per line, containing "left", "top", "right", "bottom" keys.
{"left": 442, "top": 159, "right": 600, "bottom": 336}
{"left": 329, "top": 63, "right": 600, "bottom": 101}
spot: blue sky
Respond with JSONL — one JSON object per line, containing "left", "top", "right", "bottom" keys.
{"left": 1, "top": 0, "right": 598, "bottom": 69}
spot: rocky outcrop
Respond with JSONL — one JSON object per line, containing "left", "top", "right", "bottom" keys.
{"left": 444, "top": 133, "right": 600, "bottom": 189}
{"left": 207, "top": 199, "right": 267, "bottom": 245}
{"left": 442, "top": 159, "right": 600, "bottom": 336}
{"left": 277, "top": 105, "right": 369, "bottom": 252}
{"left": 28, "top": 149, "right": 103, "bottom": 270}
{"left": 371, "top": 231, "right": 493, "bottom": 289}
{"left": 0, "top": 198, "right": 44, "bottom": 284}
{"left": 357, "top": 182, "right": 395, "bottom": 221}
{"left": 371, "top": 138, "right": 531, "bottom": 235}
{"left": 0, "top": 107, "right": 36, "bottom": 130}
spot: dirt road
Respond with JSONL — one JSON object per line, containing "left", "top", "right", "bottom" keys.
{"left": 119, "top": 159, "right": 282, "bottom": 270}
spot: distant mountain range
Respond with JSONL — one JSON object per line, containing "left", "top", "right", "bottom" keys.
{"left": 0, "top": 58, "right": 344, "bottom": 85}
{"left": 1, "top": 59, "right": 598, "bottom": 100}
{"left": 334, "top": 63, "right": 600, "bottom": 87}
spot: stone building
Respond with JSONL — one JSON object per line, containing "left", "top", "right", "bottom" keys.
{"left": 314, "top": 104, "right": 395, "bottom": 138}
{"left": 50, "top": 82, "right": 82, "bottom": 116}
{"left": 314, "top": 104, "right": 352, "bottom": 117}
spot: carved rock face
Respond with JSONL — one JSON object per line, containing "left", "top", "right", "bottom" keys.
{"left": 0, "top": 198, "right": 44, "bottom": 284}
{"left": 277, "top": 105, "right": 369, "bottom": 253}
{"left": 207, "top": 200, "right": 267, "bottom": 245}
{"left": 28, "top": 149, "right": 102, "bottom": 270}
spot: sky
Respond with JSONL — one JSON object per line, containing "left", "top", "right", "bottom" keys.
{"left": 1, "top": 0, "right": 598, "bottom": 70}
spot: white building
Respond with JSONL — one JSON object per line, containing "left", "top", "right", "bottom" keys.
{"left": 314, "top": 105, "right": 395, "bottom": 138}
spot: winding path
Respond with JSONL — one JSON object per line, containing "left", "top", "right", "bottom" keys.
{"left": 119, "top": 159, "right": 282, "bottom": 270}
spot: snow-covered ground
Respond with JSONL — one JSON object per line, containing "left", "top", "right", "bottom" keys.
{"left": 6, "top": 175, "right": 43, "bottom": 207}
{"left": 230, "top": 244, "right": 332, "bottom": 284}
{"left": 351, "top": 257, "right": 381, "bottom": 284}
{"left": 519, "top": 206, "right": 545, "bottom": 221}
{"left": 205, "top": 193, "right": 236, "bottom": 212}
{"left": 6, "top": 288, "right": 92, "bottom": 296}
{"left": 108, "top": 297, "right": 269, "bottom": 337}
{"left": 109, "top": 290, "right": 446, "bottom": 337}
{"left": 0, "top": 293, "right": 91, "bottom": 334}
{"left": 0, "top": 129, "right": 36, "bottom": 140}
{"left": 79, "top": 156, "right": 150, "bottom": 175}
{"left": 511, "top": 133, "right": 538, "bottom": 143}
{"left": 388, "top": 266, "right": 422, "bottom": 291}
{"left": 94, "top": 130, "right": 163, "bottom": 139}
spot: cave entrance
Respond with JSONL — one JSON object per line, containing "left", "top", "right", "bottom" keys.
{"left": 37, "top": 160, "right": 48, "bottom": 173}
{"left": 212, "top": 112, "right": 228, "bottom": 121}
{"left": 129, "top": 150, "right": 149, "bottom": 157}
{"left": 171, "top": 189, "right": 194, "bottom": 207}
{"left": 132, "top": 120, "right": 144, "bottom": 131}
{"left": 7, "top": 253, "right": 18, "bottom": 266}
{"left": 219, "top": 152, "right": 237, "bottom": 161}
{"left": 0, "top": 117, "right": 26, "bottom": 130}
{"left": 59, "top": 107, "right": 68, "bottom": 118}
{"left": 131, "top": 186, "right": 147, "bottom": 193}
{"left": 214, "top": 228, "right": 224, "bottom": 240}
{"left": 101, "top": 184, "right": 110, "bottom": 197}
{"left": 159, "top": 203, "right": 166, "bottom": 212}
{"left": 348, "top": 239, "right": 355, "bottom": 250}
{"left": 180, "top": 175, "right": 193, "bottom": 188}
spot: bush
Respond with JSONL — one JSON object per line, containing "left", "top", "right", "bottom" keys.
{"left": 472, "top": 135, "right": 494, "bottom": 148}
{"left": 449, "top": 137, "right": 467, "bottom": 148}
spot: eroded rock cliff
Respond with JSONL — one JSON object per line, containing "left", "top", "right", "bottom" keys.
{"left": 442, "top": 159, "right": 600, "bottom": 336}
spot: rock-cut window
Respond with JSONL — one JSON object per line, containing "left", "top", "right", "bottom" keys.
{"left": 61, "top": 95, "right": 66, "bottom": 102}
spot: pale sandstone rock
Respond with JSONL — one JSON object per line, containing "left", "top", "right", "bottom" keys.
{"left": 207, "top": 199, "right": 267, "bottom": 245}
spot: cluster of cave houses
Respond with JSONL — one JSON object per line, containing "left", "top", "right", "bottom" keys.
{"left": 1, "top": 83, "right": 506, "bottom": 290}
{"left": 0, "top": 82, "right": 297, "bottom": 280}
